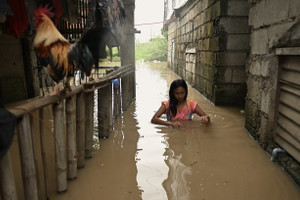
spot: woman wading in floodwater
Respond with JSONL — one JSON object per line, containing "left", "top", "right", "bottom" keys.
{"left": 151, "top": 79, "right": 210, "bottom": 128}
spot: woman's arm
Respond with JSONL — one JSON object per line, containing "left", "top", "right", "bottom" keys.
{"left": 194, "top": 104, "right": 210, "bottom": 124}
{"left": 151, "top": 105, "right": 183, "bottom": 128}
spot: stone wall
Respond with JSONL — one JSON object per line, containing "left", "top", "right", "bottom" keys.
{"left": 164, "top": 0, "right": 300, "bottom": 185}
{"left": 166, "top": 0, "right": 250, "bottom": 106}
{"left": 246, "top": 0, "right": 300, "bottom": 143}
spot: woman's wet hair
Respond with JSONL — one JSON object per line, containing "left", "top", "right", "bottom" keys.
{"left": 169, "top": 79, "right": 188, "bottom": 116}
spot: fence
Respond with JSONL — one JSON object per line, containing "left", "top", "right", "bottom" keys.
{"left": 0, "top": 65, "right": 135, "bottom": 200}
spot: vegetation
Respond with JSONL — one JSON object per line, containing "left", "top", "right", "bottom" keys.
{"left": 101, "top": 30, "right": 168, "bottom": 62}
{"left": 135, "top": 31, "right": 168, "bottom": 62}
{"left": 101, "top": 47, "right": 121, "bottom": 62}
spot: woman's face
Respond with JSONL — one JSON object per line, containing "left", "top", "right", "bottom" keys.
{"left": 173, "top": 87, "right": 186, "bottom": 102}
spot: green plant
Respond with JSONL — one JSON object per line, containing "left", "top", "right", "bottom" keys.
{"left": 135, "top": 35, "right": 167, "bottom": 61}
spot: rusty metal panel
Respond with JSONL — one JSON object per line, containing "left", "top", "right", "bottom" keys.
{"left": 275, "top": 56, "right": 300, "bottom": 163}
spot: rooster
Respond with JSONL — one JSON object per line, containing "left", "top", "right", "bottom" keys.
{"left": 33, "top": 5, "right": 99, "bottom": 95}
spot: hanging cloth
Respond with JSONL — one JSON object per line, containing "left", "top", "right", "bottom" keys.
{"left": 5, "top": 0, "right": 29, "bottom": 37}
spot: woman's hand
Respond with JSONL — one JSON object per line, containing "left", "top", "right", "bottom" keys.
{"left": 200, "top": 115, "right": 210, "bottom": 124}
{"left": 169, "top": 121, "right": 184, "bottom": 128}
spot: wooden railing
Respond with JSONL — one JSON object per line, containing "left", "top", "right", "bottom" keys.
{"left": 0, "top": 65, "right": 135, "bottom": 200}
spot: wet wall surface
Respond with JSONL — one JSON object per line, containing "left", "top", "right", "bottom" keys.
{"left": 53, "top": 62, "right": 300, "bottom": 200}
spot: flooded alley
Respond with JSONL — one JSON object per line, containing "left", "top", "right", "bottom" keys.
{"left": 53, "top": 62, "right": 300, "bottom": 200}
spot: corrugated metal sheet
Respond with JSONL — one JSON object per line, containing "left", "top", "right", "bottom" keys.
{"left": 275, "top": 56, "right": 300, "bottom": 163}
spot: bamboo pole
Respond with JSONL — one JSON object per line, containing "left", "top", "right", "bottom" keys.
{"left": 76, "top": 93, "right": 86, "bottom": 168}
{"left": 112, "top": 79, "right": 121, "bottom": 117}
{"left": 121, "top": 74, "right": 131, "bottom": 111}
{"left": 85, "top": 91, "right": 94, "bottom": 158}
{"left": 39, "top": 108, "right": 50, "bottom": 199}
{"left": 17, "top": 113, "right": 39, "bottom": 200}
{"left": 131, "top": 71, "right": 136, "bottom": 100}
{"left": 66, "top": 97, "right": 77, "bottom": 179}
{"left": 53, "top": 101, "right": 67, "bottom": 192}
{"left": 98, "top": 83, "right": 112, "bottom": 138}
{"left": 8, "top": 65, "right": 134, "bottom": 118}
{"left": 0, "top": 150, "right": 18, "bottom": 200}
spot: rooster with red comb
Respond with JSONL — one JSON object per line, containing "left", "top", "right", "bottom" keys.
{"left": 33, "top": 5, "right": 97, "bottom": 95}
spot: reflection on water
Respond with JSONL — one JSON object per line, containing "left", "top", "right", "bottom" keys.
{"left": 134, "top": 62, "right": 300, "bottom": 200}
{"left": 135, "top": 62, "right": 169, "bottom": 199}
{"left": 53, "top": 62, "right": 300, "bottom": 200}
{"left": 163, "top": 151, "right": 192, "bottom": 200}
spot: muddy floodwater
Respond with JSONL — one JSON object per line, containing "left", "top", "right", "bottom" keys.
{"left": 54, "top": 62, "right": 300, "bottom": 200}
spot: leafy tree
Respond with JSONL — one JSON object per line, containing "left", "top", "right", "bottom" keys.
{"left": 135, "top": 34, "right": 167, "bottom": 61}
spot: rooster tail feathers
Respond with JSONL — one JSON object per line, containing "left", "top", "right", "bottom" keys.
{"left": 68, "top": 42, "right": 94, "bottom": 79}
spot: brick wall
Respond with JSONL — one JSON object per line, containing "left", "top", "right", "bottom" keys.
{"left": 165, "top": 0, "right": 250, "bottom": 106}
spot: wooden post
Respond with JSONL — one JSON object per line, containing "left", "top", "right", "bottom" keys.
{"left": 76, "top": 93, "right": 86, "bottom": 168}
{"left": 85, "top": 91, "right": 94, "bottom": 158}
{"left": 121, "top": 0, "right": 136, "bottom": 104}
{"left": 121, "top": 0, "right": 136, "bottom": 67}
{"left": 53, "top": 101, "right": 67, "bottom": 192}
{"left": 39, "top": 108, "right": 50, "bottom": 199}
{"left": 121, "top": 74, "right": 131, "bottom": 110}
{"left": 130, "top": 70, "right": 136, "bottom": 101}
{"left": 98, "top": 83, "right": 112, "bottom": 138}
{"left": 17, "top": 113, "right": 39, "bottom": 200}
{"left": 0, "top": 151, "right": 18, "bottom": 200}
{"left": 112, "top": 79, "right": 121, "bottom": 117}
{"left": 66, "top": 97, "right": 77, "bottom": 179}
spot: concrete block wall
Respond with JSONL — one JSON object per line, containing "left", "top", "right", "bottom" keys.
{"left": 245, "top": 0, "right": 300, "bottom": 143}
{"left": 166, "top": 0, "right": 250, "bottom": 105}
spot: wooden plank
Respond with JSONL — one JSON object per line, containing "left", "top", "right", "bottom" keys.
{"left": 66, "top": 97, "right": 77, "bottom": 179}
{"left": 278, "top": 103, "right": 300, "bottom": 126}
{"left": 276, "top": 47, "right": 300, "bottom": 56}
{"left": 281, "top": 56, "right": 300, "bottom": 72}
{"left": 277, "top": 114, "right": 300, "bottom": 142}
{"left": 0, "top": 150, "right": 18, "bottom": 200}
{"left": 7, "top": 65, "right": 134, "bottom": 118}
{"left": 279, "top": 90, "right": 300, "bottom": 112}
{"left": 76, "top": 93, "right": 86, "bottom": 168}
{"left": 281, "top": 70, "right": 300, "bottom": 86}
{"left": 275, "top": 136, "right": 300, "bottom": 163}
{"left": 276, "top": 126, "right": 300, "bottom": 150}
{"left": 83, "top": 65, "right": 134, "bottom": 91}
{"left": 280, "top": 85, "right": 300, "bottom": 97}
{"left": 7, "top": 86, "right": 83, "bottom": 118}
{"left": 274, "top": 55, "right": 300, "bottom": 166}
{"left": 53, "top": 101, "right": 67, "bottom": 192}
{"left": 17, "top": 113, "right": 39, "bottom": 200}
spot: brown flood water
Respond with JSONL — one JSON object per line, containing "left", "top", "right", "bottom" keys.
{"left": 54, "top": 62, "right": 300, "bottom": 200}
